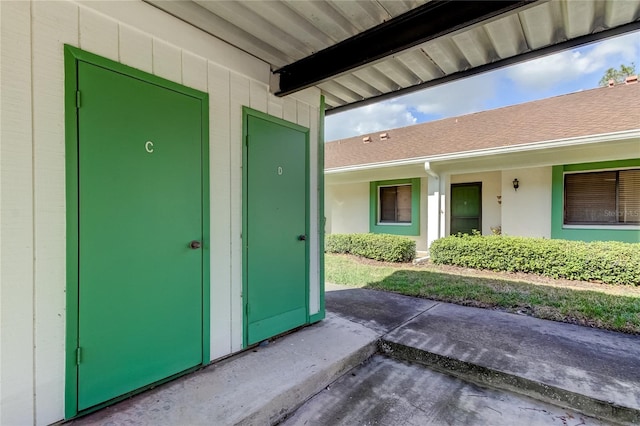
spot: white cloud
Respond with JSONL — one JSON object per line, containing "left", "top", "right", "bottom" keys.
{"left": 401, "top": 73, "right": 499, "bottom": 117}
{"left": 325, "top": 31, "right": 640, "bottom": 141}
{"left": 325, "top": 72, "right": 498, "bottom": 141}
{"left": 325, "top": 101, "right": 416, "bottom": 141}
{"left": 507, "top": 31, "right": 640, "bottom": 90}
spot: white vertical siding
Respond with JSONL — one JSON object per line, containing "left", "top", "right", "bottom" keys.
{"left": 249, "top": 80, "right": 269, "bottom": 113}
{"left": 0, "top": 0, "right": 322, "bottom": 424}
{"left": 83, "top": 0, "right": 270, "bottom": 84}
{"left": 119, "top": 24, "right": 153, "bottom": 74}
{"left": 32, "top": 2, "right": 78, "bottom": 424}
{"left": 79, "top": 6, "right": 119, "bottom": 62}
{"left": 268, "top": 96, "right": 284, "bottom": 119}
{"left": 208, "top": 62, "right": 232, "bottom": 360}
{"left": 182, "top": 51, "right": 208, "bottom": 92}
{"left": 295, "top": 101, "right": 311, "bottom": 129}
{"left": 308, "top": 106, "right": 321, "bottom": 315}
{"left": 0, "top": 2, "right": 35, "bottom": 425}
{"left": 229, "top": 73, "right": 250, "bottom": 353}
{"left": 283, "top": 97, "right": 298, "bottom": 123}
{"left": 152, "top": 39, "right": 182, "bottom": 83}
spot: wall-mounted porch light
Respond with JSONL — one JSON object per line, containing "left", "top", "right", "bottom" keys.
{"left": 512, "top": 178, "right": 519, "bottom": 191}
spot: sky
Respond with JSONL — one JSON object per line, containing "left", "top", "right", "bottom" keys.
{"left": 325, "top": 31, "right": 640, "bottom": 142}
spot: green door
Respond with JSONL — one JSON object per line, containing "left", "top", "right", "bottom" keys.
{"left": 245, "top": 113, "right": 308, "bottom": 345}
{"left": 77, "top": 62, "right": 204, "bottom": 410}
{"left": 451, "top": 183, "right": 482, "bottom": 235}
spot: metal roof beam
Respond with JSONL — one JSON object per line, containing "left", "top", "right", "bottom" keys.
{"left": 325, "top": 20, "right": 640, "bottom": 115}
{"left": 274, "top": 0, "right": 533, "bottom": 96}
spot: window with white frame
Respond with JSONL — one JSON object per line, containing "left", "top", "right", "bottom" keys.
{"left": 564, "top": 169, "right": 640, "bottom": 225}
{"left": 379, "top": 184, "right": 412, "bottom": 224}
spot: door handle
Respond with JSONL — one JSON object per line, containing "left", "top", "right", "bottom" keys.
{"left": 297, "top": 235, "right": 307, "bottom": 241}
{"left": 190, "top": 240, "right": 202, "bottom": 249}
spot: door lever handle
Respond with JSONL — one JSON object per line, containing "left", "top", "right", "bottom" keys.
{"left": 297, "top": 235, "right": 307, "bottom": 241}
{"left": 190, "top": 240, "right": 202, "bottom": 249}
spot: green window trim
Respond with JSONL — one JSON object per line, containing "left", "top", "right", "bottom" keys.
{"left": 370, "top": 178, "right": 421, "bottom": 236}
{"left": 551, "top": 159, "right": 640, "bottom": 243}
{"left": 564, "top": 168, "right": 639, "bottom": 226}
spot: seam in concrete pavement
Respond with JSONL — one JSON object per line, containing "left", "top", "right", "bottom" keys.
{"left": 328, "top": 300, "right": 638, "bottom": 426}
{"left": 386, "top": 302, "right": 442, "bottom": 336}
{"left": 376, "top": 337, "right": 639, "bottom": 426}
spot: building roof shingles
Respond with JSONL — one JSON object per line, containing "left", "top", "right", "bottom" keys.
{"left": 325, "top": 83, "right": 640, "bottom": 169}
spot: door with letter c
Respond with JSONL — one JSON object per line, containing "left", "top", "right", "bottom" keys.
{"left": 75, "top": 60, "right": 205, "bottom": 411}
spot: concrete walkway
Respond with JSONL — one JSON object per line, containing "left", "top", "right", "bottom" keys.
{"left": 68, "top": 314, "right": 380, "bottom": 426}
{"left": 69, "top": 284, "right": 640, "bottom": 425}
{"left": 323, "top": 285, "right": 640, "bottom": 425}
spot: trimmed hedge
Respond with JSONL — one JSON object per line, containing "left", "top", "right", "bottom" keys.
{"left": 326, "top": 233, "right": 416, "bottom": 263}
{"left": 430, "top": 234, "right": 640, "bottom": 285}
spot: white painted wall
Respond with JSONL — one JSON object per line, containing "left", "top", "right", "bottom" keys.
{"left": 0, "top": 1, "right": 322, "bottom": 424}
{"left": 448, "top": 171, "right": 502, "bottom": 236}
{"left": 501, "top": 167, "right": 552, "bottom": 238}
{"left": 326, "top": 183, "right": 370, "bottom": 234}
{"left": 426, "top": 175, "right": 442, "bottom": 248}
{"left": 325, "top": 176, "right": 430, "bottom": 251}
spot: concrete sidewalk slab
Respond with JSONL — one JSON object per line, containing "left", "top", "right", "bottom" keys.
{"left": 381, "top": 302, "right": 640, "bottom": 423}
{"left": 283, "top": 355, "right": 607, "bottom": 426}
{"left": 326, "top": 286, "right": 640, "bottom": 424}
{"left": 69, "top": 314, "right": 379, "bottom": 426}
{"left": 325, "top": 286, "right": 437, "bottom": 334}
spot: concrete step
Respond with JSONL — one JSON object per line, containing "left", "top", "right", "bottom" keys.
{"left": 379, "top": 303, "right": 640, "bottom": 425}
{"left": 69, "top": 314, "right": 379, "bottom": 426}
{"left": 282, "top": 354, "right": 610, "bottom": 426}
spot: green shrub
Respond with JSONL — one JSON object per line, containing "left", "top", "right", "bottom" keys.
{"left": 325, "top": 233, "right": 416, "bottom": 263}
{"left": 430, "top": 234, "right": 640, "bottom": 285}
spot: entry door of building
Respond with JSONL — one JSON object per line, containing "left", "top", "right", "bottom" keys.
{"left": 451, "top": 182, "right": 482, "bottom": 235}
{"left": 77, "top": 62, "right": 204, "bottom": 410}
{"left": 245, "top": 113, "right": 308, "bottom": 345}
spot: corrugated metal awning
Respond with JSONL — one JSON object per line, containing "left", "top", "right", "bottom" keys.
{"left": 145, "top": 0, "right": 640, "bottom": 113}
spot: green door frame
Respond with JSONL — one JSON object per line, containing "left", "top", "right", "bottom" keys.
{"left": 241, "top": 107, "right": 310, "bottom": 347}
{"left": 310, "top": 95, "right": 326, "bottom": 324}
{"left": 450, "top": 182, "right": 482, "bottom": 235}
{"left": 64, "top": 45, "right": 210, "bottom": 418}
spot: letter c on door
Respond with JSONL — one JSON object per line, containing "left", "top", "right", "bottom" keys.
{"left": 145, "top": 141, "right": 154, "bottom": 153}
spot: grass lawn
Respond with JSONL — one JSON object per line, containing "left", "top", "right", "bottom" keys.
{"left": 326, "top": 253, "right": 640, "bottom": 334}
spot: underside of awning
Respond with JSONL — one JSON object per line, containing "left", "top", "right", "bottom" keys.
{"left": 145, "top": 0, "right": 640, "bottom": 113}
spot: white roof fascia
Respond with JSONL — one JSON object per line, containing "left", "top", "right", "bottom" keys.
{"left": 325, "top": 129, "right": 640, "bottom": 174}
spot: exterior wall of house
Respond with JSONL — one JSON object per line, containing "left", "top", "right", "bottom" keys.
{"left": 325, "top": 173, "right": 429, "bottom": 251}
{"left": 0, "top": 2, "right": 322, "bottom": 424}
{"left": 551, "top": 159, "right": 640, "bottom": 243}
{"left": 426, "top": 175, "right": 443, "bottom": 248}
{"left": 448, "top": 172, "right": 502, "bottom": 236}
{"left": 326, "top": 183, "right": 370, "bottom": 235}
{"left": 501, "top": 167, "right": 552, "bottom": 238}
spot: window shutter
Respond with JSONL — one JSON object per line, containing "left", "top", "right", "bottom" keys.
{"left": 564, "top": 172, "right": 616, "bottom": 224}
{"left": 619, "top": 170, "right": 640, "bottom": 224}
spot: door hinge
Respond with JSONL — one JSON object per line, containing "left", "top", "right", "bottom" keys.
{"left": 76, "top": 347, "right": 82, "bottom": 365}
{"left": 246, "top": 303, "right": 250, "bottom": 314}
{"left": 76, "top": 90, "right": 81, "bottom": 108}
{"left": 245, "top": 135, "right": 249, "bottom": 146}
